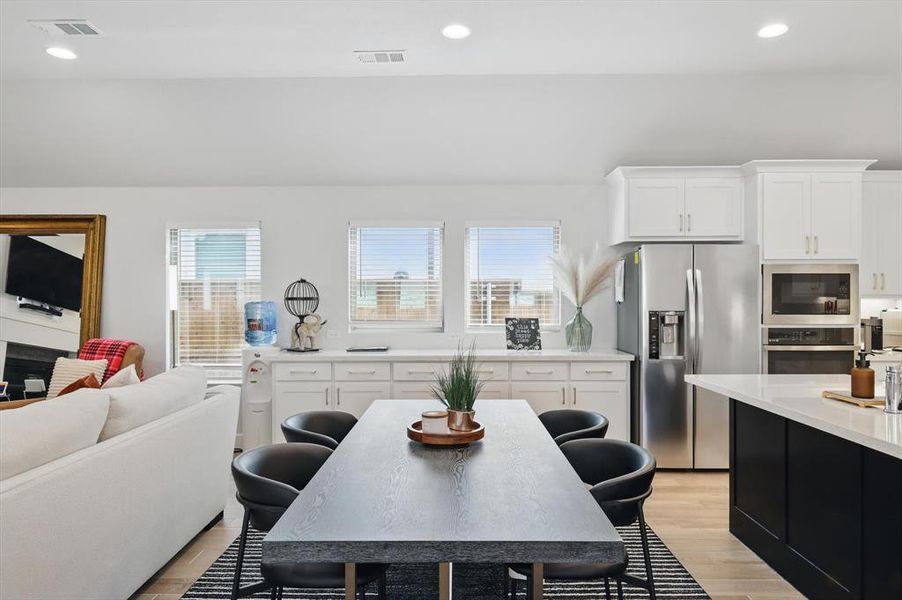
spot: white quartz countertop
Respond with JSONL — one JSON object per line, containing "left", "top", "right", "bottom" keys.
{"left": 869, "top": 349, "right": 902, "bottom": 363}
{"left": 248, "top": 348, "right": 635, "bottom": 362}
{"left": 685, "top": 374, "right": 902, "bottom": 459}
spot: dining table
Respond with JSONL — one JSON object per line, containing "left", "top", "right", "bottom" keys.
{"left": 263, "top": 399, "right": 625, "bottom": 599}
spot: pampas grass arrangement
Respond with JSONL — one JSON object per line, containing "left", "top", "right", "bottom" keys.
{"left": 551, "top": 244, "right": 618, "bottom": 351}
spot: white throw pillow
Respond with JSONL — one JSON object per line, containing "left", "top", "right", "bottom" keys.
{"left": 99, "top": 365, "right": 206, "bottom": 441}
{"left": 100, "top": 364, "right": 140, "bottom": 390}
{"left": 46, "top": 357, "right": 108, "bottom": 399}
{"left": 0, "top": 388, "right": 111, "bottom": 480}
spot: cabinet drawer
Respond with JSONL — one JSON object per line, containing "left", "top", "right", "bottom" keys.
{"left": 477, "top": 382, "right": 510, "bottom": 399}
{"left": 392, "top": 362, "right": 446, "bottom": 381}
{"left": 472, "top": 362, "right": 509, "bottom": 381}
{"left": 334, "top": 362, "right": 390, "bottom": 381}
{"left": 569, "top": 362, "right": 627, "bottom": 381}
{"left": 510, "top": 363, "right": 568, "bottom": 381}
{"left": 273, "top": 362, "right": 332, "bottom": 381}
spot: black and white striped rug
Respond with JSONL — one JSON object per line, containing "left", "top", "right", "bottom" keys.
{"left": 182, "top": 523, "right": 709, "bottom": 599}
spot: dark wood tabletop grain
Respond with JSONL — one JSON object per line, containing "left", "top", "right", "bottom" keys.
{"left": 263, "top": 399, "right": 624, "bottom": 565}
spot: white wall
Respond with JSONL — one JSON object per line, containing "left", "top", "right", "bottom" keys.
{"left": 0, "top": 185, "right": 612, "bottom": 376}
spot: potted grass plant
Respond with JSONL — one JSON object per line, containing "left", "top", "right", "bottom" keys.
{"left": 432, "top": 344, "right": 484, "bottom": 431}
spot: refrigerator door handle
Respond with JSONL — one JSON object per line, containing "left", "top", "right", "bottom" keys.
{"left": 695, "top": 268, "right": 704, "bottom": 371}
{"left": 686, "top": 268, "right": 697, "bottom": 374}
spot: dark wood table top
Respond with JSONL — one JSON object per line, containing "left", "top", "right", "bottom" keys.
{"left": 263, "top": 399, "right": 624, "bottom": 564}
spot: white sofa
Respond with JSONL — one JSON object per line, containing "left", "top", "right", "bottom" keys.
{"left": 0, "top": 366, "right": 240, "bottom": 600}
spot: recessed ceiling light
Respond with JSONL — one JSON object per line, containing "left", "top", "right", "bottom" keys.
{"left": 46, "top": 47, "right": 77, "bottom": 60}
{"left": 442, "top": 23, "right": 471, "bottom": 40}
{"left": 757, "top": 23, "right": 789, "bottom": 39}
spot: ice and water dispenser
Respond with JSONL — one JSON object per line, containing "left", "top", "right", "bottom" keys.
{"left": 648, "top": 311, "right": 684, "bottom": 359}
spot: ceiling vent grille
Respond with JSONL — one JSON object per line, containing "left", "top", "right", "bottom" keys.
{"left": 28, "top": 20, "right": 102, "bottom": 36}
{"left": 354, "top": 50, "right": 405, "bottom": 64}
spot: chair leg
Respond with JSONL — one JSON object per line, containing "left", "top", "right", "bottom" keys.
{"left": 509, "top": 575, "right": 517, "bottom": 599}
{"left": 269, "top": 586, "right": 278, "bottom": 600}
{"left": 357, "top": 583, "right": 365, "bottom": 600}
{"left": 276, "top": 587, "right": 284, "bottom": 600}
{"left": 231, "top": 509, "right": 251, "bottom": 600}
{"left": 379, "top": 573, "right": 387, "bottom": 600}
{"left": 525, "top": 575, "right": 533, "bottom": 600}
{"left": 616, "top": 579, "right": 624, "bottom": 600}
{"left": 604, "top": 577, "right": 612, "bottom": 600}
{"left": 638, "top": 503, "right": 657, "bottom": 600}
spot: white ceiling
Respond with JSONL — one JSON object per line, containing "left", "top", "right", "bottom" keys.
{"left": 0, "top": 1, "right": 899, "bottom": 187}
{"left": 1, "top": 0, "right": 900, "bottom": 79}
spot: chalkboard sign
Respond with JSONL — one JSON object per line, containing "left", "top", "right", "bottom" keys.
{"left": 505, "top": 318, "right": 542, "bottom": 350}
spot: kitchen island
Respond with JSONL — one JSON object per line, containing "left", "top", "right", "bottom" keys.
{"left": 685, "top": 374, "right": 901, "bottom": 600}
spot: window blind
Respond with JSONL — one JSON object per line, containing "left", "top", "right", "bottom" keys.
{"left": 465, "top": 223, "right": 561, "bottom": 328}
{"left": 167, "top": 225, "right": 261, "bottom": 383}
{"left": 348, "top": 223, "right": 443, "bottom": 330}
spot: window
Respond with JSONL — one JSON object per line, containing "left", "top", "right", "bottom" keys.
{"left": 167, "top": 225, "right": 262, "bottom": 383}
{"left": 465, "top": 223, "right": 561, "bottom": 329}
{"left": 348, "top": 222, "right": 443, "bottom": 330}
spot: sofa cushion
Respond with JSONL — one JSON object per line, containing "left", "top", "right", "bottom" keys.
{"left": 57, "top": 373, "right": 101, "bottom": 397}
{"left": 46, "top": 357, "right": 108, "bottom": 399}
{"left": 0, "top": 388, "right": 111, "bottom": 480}
{"left": 101, "top": 364, "right": 140, "bottom": 390}
{"left": 99, "top": 365, "right": 207, "bottom": 441}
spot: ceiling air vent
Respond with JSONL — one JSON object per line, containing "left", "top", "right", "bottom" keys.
{"left": 354, "top": 50, "right": 405, "bottom": 64}
{"left": 28, "top": 19, "right": 102, "bottom": 36}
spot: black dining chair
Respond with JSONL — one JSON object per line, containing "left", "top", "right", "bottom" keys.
{"left": 538, "top": 409, "right": 609, "bottom": 445}
{"left": 507, "top": 439, "right": 657, "bottom": 600}
{"left": 280, "top": 410, "right": 358, "bottom": 449}
{"left": 231, "top": 443, "right": 387, "bottom": 600}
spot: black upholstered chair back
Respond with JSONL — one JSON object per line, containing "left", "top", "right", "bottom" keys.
{"left": 539, "top": 409, "right": 609, "bottom": 445}
{"left": 231, "top": 443, "right": 332, "bottom": 530}
{"left": 560, "top": 438, "right": 655, "bottom": 526}
{"left": 281, "top": 410, "right": 358, "bottom": 449}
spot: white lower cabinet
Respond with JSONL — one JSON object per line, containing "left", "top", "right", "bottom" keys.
{"left": 333, "top": 382, "right": 391, "bottom": 418}
{"left": 264, "top": 358, "right": 632, "bottom": 444}
{"left": 570, "top": 382, "right": 630, "bottom": 441}
{"left": 510, "top": 382, "right": 570, "bottom": 414}
{"left": 272, "top": 382, "right": 332, "bottom": 442}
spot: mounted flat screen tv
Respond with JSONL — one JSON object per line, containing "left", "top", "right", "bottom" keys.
{"left": 5, "top": 236, "right": 83, "bottom": 311}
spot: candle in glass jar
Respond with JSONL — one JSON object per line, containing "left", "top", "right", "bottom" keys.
{"left": 421, "top": 410, "right": 449, "bottom": 434}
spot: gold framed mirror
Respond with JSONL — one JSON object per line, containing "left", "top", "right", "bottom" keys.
{"left": 0, "top": 215, "right": 106, "bottom": 345}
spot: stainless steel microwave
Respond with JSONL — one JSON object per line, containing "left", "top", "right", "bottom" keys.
{"left": 762, "top": 264, "right": 859, "bottom": 326}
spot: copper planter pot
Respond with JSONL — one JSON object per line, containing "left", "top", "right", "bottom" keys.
{"left": 447, "top": 409, "right": 477, "bottom": 432}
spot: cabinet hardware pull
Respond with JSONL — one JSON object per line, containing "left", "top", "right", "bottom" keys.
{"left": 290, "top": 369, "right": 318, "bottom": 375}
{"left": 561, "top": 387, "right": 567, "bottom": 405}
{"left": 805, "top": 236, "right": 810, "bottom": 254}
{"left": 881, "top": 273, "right": 885, "bottom": 290}
{"left": 348, "top": 369, "right": 377, "bottom": 375}
{"left": 526, "top": 369, "right": 554, "bottom": 375}
{"left": 874, "top": 273, "right": 878, "bottom": 290}
{"left": 679, "top": 213, "right": 683, "bottom": 232}
{"left": 336, "top": 387, "right": 341, "bottom": 405}
{"left": 813, "top": 235, "right": 819, "bottom": 254}
{"left": 572, "top": 386, "right": 577, "bottom": 406}
{"left": 325, "top": 386, "right": 329, "bottom": 406}
{"left": 687, "top": 214, "right": 692, "bottom": 232}
{"left": 477, "top": 369, "right": 495, "bottom": 374}
{"left": 585, "top": 369, "right": 613, "bottom": 374}
{"left": 407, "top": 369, "right": 435, "bottom": 374}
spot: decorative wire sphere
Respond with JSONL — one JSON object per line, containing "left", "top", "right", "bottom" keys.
{"left": 284, "top": 279, "right": 320, "bottom": 318}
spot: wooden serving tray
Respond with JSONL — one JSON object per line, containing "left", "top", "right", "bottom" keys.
{"left": 407, "top": 420, "right": 485, "bottom": 446}
{"left": 822, "top": 390, "right": 885, "bottom": 409}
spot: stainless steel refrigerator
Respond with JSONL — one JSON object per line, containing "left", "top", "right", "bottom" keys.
{"left": 616, "top": 244, "right": 760, "bottom": 469}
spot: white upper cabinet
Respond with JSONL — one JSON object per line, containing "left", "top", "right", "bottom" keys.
{"left": 685, "top": 178, "right": 743, "bottom": 237}
{"left": 627, "top": 178, "right": 685, "bottom": 237}
{"left": 608, "top": 167, "right": 744, "bottom": 244}
{"left": 860, "top": 172, "right": 902, "bottom": 297}
{"left": 746, "top": 160, "right": 874, "bottom": 262}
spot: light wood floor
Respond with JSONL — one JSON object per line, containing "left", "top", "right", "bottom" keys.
{"left": 132, "top": 471, "right": 804, "bottom": 600}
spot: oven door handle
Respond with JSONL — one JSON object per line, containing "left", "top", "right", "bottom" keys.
{"left": 762, "top": 345, "right": 858, "bottom": 352}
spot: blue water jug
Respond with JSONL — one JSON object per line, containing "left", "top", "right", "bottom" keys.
{"left": 244, "top": 301, "right": 278, "bottom": 346}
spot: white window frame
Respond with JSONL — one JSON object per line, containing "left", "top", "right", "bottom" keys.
{"left": 464, "top": 220, "right": 562, "bottom": 332}
{"left": 347, "top": 220, "right": 445, "bottom": 332}
{"left": 165, "top": 221, "right": 262, "bottom": 383}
